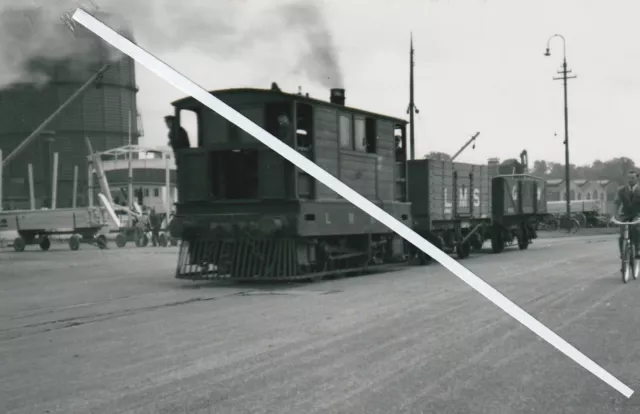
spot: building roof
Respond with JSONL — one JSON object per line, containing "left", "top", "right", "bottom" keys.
{"left": 545, "top": 179, "right": 611, "bottom": 188}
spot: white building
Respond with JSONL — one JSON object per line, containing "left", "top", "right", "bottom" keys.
{"left": 98, "top": 146, "right": 178, "bottom": 214}
{"left": 545, "top": 179, "right": 619, "bottom": 214}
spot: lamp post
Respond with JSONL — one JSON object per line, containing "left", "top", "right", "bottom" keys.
{"left": 544, "top": 34, "right": 576, "bottom": 227}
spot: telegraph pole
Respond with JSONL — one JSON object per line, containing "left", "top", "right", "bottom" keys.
{"left": 545, "top": 35, "right": 576, "bottom": 225}
{"left": 407, "top": 33, "right": 419, "bottom": 160}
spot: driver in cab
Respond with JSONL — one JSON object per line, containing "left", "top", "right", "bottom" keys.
{"left": 614, "top": 170, "right": 640, "bottom": 261}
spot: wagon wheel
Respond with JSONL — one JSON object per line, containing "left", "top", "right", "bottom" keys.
{"left": 517, "top": 224, "right": 530, "bottom": 250}
{"left": 491, "top": 227, "right": 505, "bottom": 254}
{"left": 13, "top": 237, "right": 26, "bottom": 252}
{"left": 39, "top": 236, "right": 51, "bottom": 251}
{"left": 417, "top": 234, "right": 443, "bottom": 265}
{"left": 469, "top": 233, "right": 484, "bottom": 251}
{"left": 96, "top": 235, "right": 108, "bottom": 250}
{"left": 115, "top": 233, "right": 127, "bottom": 248}
{"left": 68, "top": 235, "right": 81, "bottom": 251}
{"left": 134, "top": 228, "right": 148, "bottom": 247}
{"left": 455, "top": 242, "right": 471, "bottom": 259}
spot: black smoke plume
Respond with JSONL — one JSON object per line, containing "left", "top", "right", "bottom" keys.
{"left": 0, "top": 0, "right": 343, "bottom": 90}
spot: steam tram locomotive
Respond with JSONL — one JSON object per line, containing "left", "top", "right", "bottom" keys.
{"left": 169, "top": 86, "right": 546, "bottom": 281}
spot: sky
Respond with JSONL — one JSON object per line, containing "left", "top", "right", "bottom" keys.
{"left": 3, "top": 0, "right": 639, "bottom": 166}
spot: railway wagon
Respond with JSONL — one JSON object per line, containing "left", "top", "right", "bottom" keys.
{"left": 407, "top": 159, "right": 491, "bottom": 261}
{"left": 490, "top": 174, "right": 547, "bottom": 252}
{"left": 407, "top": 159, "right": 547, "bottom": 262}
{"left": 169, "top": 86, "right": 412, "bottom": 281}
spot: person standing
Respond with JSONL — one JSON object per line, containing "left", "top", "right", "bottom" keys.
{"left": 164, "top": 115, "right": 190, "bottom": 166}
{"left": 149, "top": 207, "right": 162, "bottom": 247}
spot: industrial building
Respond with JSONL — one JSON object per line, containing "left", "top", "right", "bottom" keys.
{"left": 0, "top": 9, "right": 141, "bottom": 210}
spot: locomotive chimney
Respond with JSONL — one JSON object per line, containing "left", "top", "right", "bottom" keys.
{"left": 330, "top": 88, "right": 345, "bottom": 106}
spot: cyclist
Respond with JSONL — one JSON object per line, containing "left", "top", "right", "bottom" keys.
{"left": 614, "top": 170, "right": 640, "bottom": 263}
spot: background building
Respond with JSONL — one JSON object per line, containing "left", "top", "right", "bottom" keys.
{"left": 545, "top": 179, "right": 619, "bottom": 214}
{"left": 0, "top": 9, "right": 142, "bottom": 210}
{"left": 99, "top": 146, "right": 177, "bottom": 214}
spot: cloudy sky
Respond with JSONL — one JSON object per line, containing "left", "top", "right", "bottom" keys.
{"left": 125, "top": 0, "right": 640, "bottom": 166}
{"left": 4, "top": 0, "right": 637, "bottom": 166}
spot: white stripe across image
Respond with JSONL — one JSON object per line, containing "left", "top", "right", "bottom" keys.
{"left": 71, "top": 7, "right": 634, "bottom": 399}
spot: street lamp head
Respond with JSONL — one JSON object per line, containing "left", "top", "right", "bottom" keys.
{"left": 544, "top": 48, "right": 551, "bottom": 56}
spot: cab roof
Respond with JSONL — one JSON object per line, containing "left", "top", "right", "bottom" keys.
{"left": 171, "top": 87, "right": 408, "bottom": 124}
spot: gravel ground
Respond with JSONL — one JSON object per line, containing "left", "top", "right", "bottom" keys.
{"left": 1, "top": 234, "right": 640, "bottom": 413}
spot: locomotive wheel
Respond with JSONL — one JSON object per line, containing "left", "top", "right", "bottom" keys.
{"left": 455, "top": 242, "right": 471, "bottom": 259}
{"left": 115, "top": 233, "right": 127, "bottom": 248}
{"left": 491, "top": 228, "right": 505, "bottom": 254}
{"left": 39, "top": 236, "right": 51, "bottom": 251}
{"left": 13, "top": 237, "right": 26, "bottom": 252}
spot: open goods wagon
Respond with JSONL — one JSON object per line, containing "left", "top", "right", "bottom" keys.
{"left": 0, "top": 207, "right": 110, "bottom": 252}
{"left": 408, "top": 159, "right": 547, "bottom": 262}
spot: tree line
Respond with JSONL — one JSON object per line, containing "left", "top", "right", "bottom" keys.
{"left": 424, "top": 151, "right": 637, "bottom": 185}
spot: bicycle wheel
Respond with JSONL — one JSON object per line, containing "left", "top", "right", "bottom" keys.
{"left": 633, "top": 245, "right": 640, "bottom": 280}
{"left": 622, "top": 240, "right": 631, "bottom": 283}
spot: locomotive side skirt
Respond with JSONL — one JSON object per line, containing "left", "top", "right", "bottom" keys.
{"left": 172, "top": 200, "right": 411, "bottom": 281}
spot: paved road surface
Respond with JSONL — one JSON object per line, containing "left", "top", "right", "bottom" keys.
{"left": 1, "top": 235, "right": 639, "bottom": 413}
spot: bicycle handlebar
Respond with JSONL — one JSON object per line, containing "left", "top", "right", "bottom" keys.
{"left": 610, "top": 217, "right": 640, "bottom": 226}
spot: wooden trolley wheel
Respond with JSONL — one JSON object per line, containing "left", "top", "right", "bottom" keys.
{"left": 115, "top": 233, "right": 127, "bottom": 248}
{"left": 13, "top": 237, "right": 26, "bottom": 252}
{"left": 39, "top": 237, "right": 51, "bottom": 251}
{"left": 96, "top": 235, "right": 108, "bottom": 250}
{"left": 68, "top": 235, "right": 80, "bottom": 251}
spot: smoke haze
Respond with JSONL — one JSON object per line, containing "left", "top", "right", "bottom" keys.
{"left": 0, "top": 0, "right": 343, "bottom": 90}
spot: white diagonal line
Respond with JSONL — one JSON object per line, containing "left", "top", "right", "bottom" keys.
{"left": 72, "top": 8, "right": 633, "bottom": 399}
